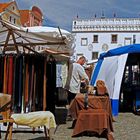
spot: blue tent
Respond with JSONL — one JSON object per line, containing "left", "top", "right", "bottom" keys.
{"left": 90, "top": 44, "right": 140, "bottom": 116}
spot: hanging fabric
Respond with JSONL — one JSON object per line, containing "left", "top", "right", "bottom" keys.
{"left": 0, "top": 53, "right": 57, "bottom": 115}
{"left": 0, "top": 56, "right": 4, "bottom": 92}
{"left": 46, "top": 55, "right": 56, "bottom": 114}
{"left": 7, "top": 56, "right": 14, "bottom": 95}
{"left": 3, "top": 56, "right": 7, "bottom": 94}
{"left": 13, "top": 55, "right": 23, "bottom": 113}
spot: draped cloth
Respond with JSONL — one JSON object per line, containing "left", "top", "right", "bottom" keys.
{"left": 70, "top": 94, "right": 114, "bottom": 139}
{"left": 72, "top": 109, "right": 113, "bottom": 137}
{"left": 11, "top": 111, "right": 56, "bottom": 129}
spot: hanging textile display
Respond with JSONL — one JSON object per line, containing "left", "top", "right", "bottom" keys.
{"left": 7, "top": 56, "right": 14, "bottom": 95}
{"left": 56, "top": 61, "right": 68, "bottom": 88}
{"left": 0, "top": 56, "right": 4, "bottom": 92}
{"left": 13, "top": 55, "right": 23, "bottom": 113}
{"left": 46, "top": 55, "right": 56, "bottom": 114}
{"left": 55, "top": 61, "right": 68, "bottom": 106}
{"left": 0, "top": 54, "right": 57, "bottom": 114}
{"left": 56, "top": 63, "right": 62, "bottom": 87}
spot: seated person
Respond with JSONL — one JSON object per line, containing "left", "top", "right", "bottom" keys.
{"left": 95, "top": 80, "right": 109, "bottom": 96}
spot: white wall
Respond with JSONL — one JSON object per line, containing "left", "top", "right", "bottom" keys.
{"left": 72, "top": 18, "right": 140, "bottom": 61}
{"left": 73, "top": 32, "right": 140, "bottom": 61}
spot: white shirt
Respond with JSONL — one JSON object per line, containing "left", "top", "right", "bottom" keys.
{"left": 69, "top": 63, "right": 89, "bottom": 94}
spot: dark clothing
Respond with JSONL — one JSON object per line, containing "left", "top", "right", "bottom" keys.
{"left": 67, "top": 91, "right": 76, "bottom": 105}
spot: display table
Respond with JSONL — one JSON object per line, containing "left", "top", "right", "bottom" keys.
{"left": 69, "top": 94, "right": 113, "bottom": 120}
{"left": 69, "top": 94, "right": 114, "bottom": 139}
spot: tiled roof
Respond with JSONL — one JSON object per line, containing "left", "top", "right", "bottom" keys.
{"left": 0, "top": 2, "right": 14, "bottom": 13}
{"left": 19, "top": 10, "right": 30, "bottom": 26}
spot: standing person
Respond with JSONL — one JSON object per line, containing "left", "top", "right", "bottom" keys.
{"left": 65, "top": 56, "right": 89, "bottom": 124}
{"left": 65, "top": 56, "right": 89, "bottom": 105}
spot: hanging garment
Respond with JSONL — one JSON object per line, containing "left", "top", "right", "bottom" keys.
{"left": 0, "top": 56, "right": 4, "bottom": 92}
{"left": 13, "top": 55, "right": 23, "bottom": 113}
{"left": 24, "top": 55, "right": 29, "bottom": 112}
{"left": 3, "top": 56, "right": 7, "bottom": 93}
{"left": 0, "top": 54, "right": 58, "bottom": 115}
{"left": 46, "top": 56, "right": 56, "bottom": 115}
{"left": 34, "top": 56, "right": 44, "bottom": 111}
{"left": 43, "top": 60, "right": 47, "bottom": 111}
{"left": 7, "top": 56, "right": 14, "bottom": 95}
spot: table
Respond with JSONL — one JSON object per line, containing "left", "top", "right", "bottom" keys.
{"left": 69, "top": 93, "right": 113, "bottom": 120}
{"left": 69, "top": 93, "right": 114, "bottom": 138}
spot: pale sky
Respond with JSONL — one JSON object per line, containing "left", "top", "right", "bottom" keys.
{"left": 1, "top": 0, "right": 140, "bottom": 31}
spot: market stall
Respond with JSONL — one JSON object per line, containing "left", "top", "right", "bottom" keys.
{"left": 0, "top": 19, "right": 74, "bottom": 114}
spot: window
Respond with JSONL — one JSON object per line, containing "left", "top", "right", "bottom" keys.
{"left": 92, "top": 52, "right": 98, "bottom": 60}
{"left": 14, "top": 18, "right": 16, "bottom": 24}
{"left": 111, "top": 34, "right": 117, "bottom": 43}
{"left": 133, "top": 35, "right": 136, "bottom": 44}
{"left": 124, "top": 38, "right": 131, "bottom": 45}
{"left": 81, "top": 38, "right": 88, "bottom": 46}
{"left": 93, "top": 35, "right": 98, "bottom": 43}
{"left": 9, "top": 16, "right": 12, "bottom": 22}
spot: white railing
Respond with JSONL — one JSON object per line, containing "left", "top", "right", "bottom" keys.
{"left": 72, "top": 18, "right": 140, "bottom": 32}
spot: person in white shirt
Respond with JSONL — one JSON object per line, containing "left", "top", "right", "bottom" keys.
{"left": 65, "top": 56, "right": 89, "bottom": 105}
{"left": 65, "top": 56, "right": 89, "bottom": 125}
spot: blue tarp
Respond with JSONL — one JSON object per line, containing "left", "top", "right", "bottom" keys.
{"left": 91, "top": 44, "right": 140, "bottom": 85}
{"left": 90, "top": 44, "right": 140, "bottom": 116}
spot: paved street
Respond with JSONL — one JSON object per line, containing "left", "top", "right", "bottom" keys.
{"left": 1, "top": 112, "right": 140, "bottom": 140}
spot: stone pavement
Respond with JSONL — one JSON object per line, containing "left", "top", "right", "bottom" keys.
{"left": 1, "top": 112, "right": 140, "bottom": 140}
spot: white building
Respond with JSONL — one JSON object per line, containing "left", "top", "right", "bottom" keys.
{"left": 72, "top": 18, "right": 140, "bottom": 61}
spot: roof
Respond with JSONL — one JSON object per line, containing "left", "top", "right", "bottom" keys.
{"left": 0, "top": 2, "right": 14, "bottom": 13}
{"left": 0, "top": 19, "right": 74, "bottom": 56}
{"left": 39, "top": 48, "right": 70, "bottom": 61}
{"left": 19, "top": 10, "right": 30, "bottom": 26}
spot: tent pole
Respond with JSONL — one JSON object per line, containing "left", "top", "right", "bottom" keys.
{"left": 3, "top": 30, "right": 11, "bottom": 54}
{"left": 10, "top": 30, "right": 19, "bottom": 54}
{"left": 2, "top": 29, "right": 19, "bottom": 54}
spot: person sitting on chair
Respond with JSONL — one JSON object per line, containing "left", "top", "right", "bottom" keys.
{"left": 95, "top": 80, "right": 109, "bottom": 96}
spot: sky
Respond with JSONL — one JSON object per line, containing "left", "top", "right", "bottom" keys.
{"left": 1, "top": 0, "right": 140, "bottom": 31}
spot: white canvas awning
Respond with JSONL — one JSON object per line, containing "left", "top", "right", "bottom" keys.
{"left": 0, "top": 19, "right": 75, "bottom": 55}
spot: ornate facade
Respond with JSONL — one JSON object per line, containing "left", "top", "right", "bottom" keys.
{"left": 0, "top": 1, "right": 21, "bottom": 26}
{"left": 20, "top": 6, "right": 43, "bottom": 27}
{"left": 72, "top": 18, "right": 140, "bottom": 61}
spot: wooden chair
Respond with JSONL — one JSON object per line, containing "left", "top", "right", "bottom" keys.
{"left": 0, "top": 93, "right": 13, "bottom": 140}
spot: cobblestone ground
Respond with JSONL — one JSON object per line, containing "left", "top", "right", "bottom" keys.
{"left": 1, "top": 112, "right": 140, "bottom": 140}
